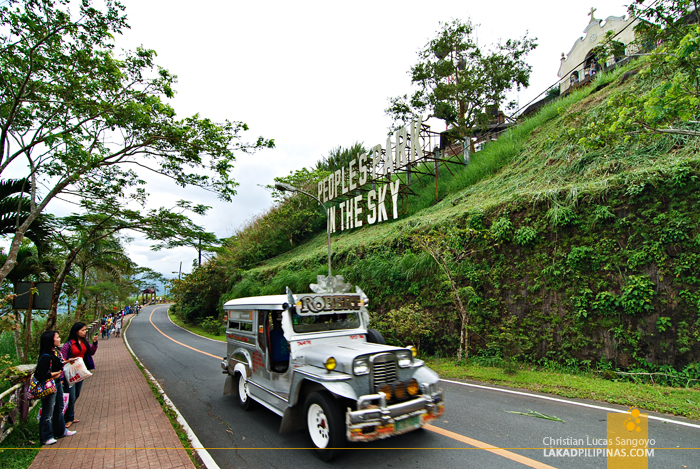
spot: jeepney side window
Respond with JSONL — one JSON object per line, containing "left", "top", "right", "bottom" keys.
{"left": 226, "top": 310, "right": 238, "bottom": 330}
{"left": 257, "top": 311, "right": 268, "bottom": 351}
{"left": 228, "top": 310, "right": 254, "bottom": 333}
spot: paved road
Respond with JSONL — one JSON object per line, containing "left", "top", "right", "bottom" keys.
{"left": 126, "top": 304, "right": 700, "bottom": 469}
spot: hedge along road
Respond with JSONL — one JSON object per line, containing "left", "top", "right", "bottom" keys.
{"left": 125, "top": 304, "right": 700, "bottom": 469}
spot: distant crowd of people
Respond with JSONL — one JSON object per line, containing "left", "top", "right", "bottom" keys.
{"left": 36, "top": 303, "right": 142, "bottom": 445}
{"left": 99, "top": 304, "right": 140, "bottom": 339}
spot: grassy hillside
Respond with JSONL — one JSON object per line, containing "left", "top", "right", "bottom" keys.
{"left": 174, "top": 60, "right": 700, "bottom": 380}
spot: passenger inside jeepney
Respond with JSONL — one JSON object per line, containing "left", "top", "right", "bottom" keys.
{"left": 269, "top": 313, "right": 289, "bottom": 373}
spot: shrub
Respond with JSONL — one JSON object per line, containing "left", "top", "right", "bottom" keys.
{"left": 620, "top": 275, "right": 655, "bottom": 315}
{"left": 171, "top": 262, "right": 226, "bottom": 324}
{"left": 514, "top": 226, "right": 538, "bottom": 246}
{"left": 491, "top": 216, "right": 514, "bottom": 242}
{"left": 200, "top": 316, "right": 224, "bottom": 335}
{"left": 372, "top": 303, "right": 437, "bottom": 351}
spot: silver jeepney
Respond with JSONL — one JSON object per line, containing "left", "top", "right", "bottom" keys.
{"left": 220, "top": 276, "right": 444, "bottom": 461}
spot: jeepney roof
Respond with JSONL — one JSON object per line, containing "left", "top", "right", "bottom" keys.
{"left": 223, "top": 294, "right": 288, "bottom": 310}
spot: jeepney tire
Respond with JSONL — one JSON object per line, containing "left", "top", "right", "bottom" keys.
{"left": 304, "top": 391, "right": 345, "bottom": 462}
{"left": 235, "top": 371, "right": 253, "bottom": 411}
{"left": 367, "top": 328, "right": 385, "bottom": 345}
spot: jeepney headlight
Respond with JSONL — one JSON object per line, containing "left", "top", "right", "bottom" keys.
{"left": 407, "top": 378, "right": 419, "bottom": 396}
{"left": 378, "top": 383, "right": 392, "bottom": 400}
{"left": 324, "top": 357, "right": 337, "bottom": 371}
{"left": 353, "top": 357, "right": 369, "bottom": 375}
{"left": 408, "top": 345, "right": 417, "bottom": 357}
{"left": 396, "top": 350, "right": 412, "bottom": 368}
{"left": 394, "top": 381, "right": 407, "bottom": 400}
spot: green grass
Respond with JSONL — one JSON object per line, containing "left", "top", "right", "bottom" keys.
{"left": 0, "top": 404, "right": 41, "bottom": 469}
{"left": 426, "top": 357, "right": 700, "bottom": 421}
{"left": 167, "top": 311, "right": 225, "bottom": 343}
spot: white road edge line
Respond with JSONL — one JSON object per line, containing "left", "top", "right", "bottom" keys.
{"left": 123, "top": 312, "right": 221, "bottom": 469}
{"left": 441, "top": 379, "right": 700, "bottom": 429}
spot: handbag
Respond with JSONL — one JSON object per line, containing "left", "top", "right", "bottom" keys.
{"left": 63, "top": 357, "right": 93, "bottom": 387}
{"left": 26, "top": 360, "right": 57, "bottom": 400}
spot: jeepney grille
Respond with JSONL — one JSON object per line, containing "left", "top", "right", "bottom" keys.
{"left": 371, "top": 355, "right": 397, "bottom": 388}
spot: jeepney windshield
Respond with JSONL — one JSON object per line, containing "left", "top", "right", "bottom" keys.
{"left": 292, "top": 312, "right": 361, "bottom": 333}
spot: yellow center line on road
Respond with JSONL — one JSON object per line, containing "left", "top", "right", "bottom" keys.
{"left": 149, "top": 306, "right": 221, "bottom": 360}
{"left": 424, "top": 425, "right": 558, "bottom": 469}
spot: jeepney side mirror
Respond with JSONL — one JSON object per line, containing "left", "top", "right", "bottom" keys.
{"left": 280, "top": 305, "right": 295, "bottom": 341}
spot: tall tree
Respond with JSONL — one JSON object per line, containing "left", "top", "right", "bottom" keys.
{"left": 43, "top": 201, "right": 217, "bottom": 329}
{"left": 72, "top": 232, "right": 131, "bottom": 321}
{"left": 0, "top": 0, "right": 274, "bottom": 285}
{"left": 386, "top": 18, "right": 536, "bottom": 138}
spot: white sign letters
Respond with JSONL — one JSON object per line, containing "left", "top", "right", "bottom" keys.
{"left": 316, "top": 119, "right": 423, "bottom": 233}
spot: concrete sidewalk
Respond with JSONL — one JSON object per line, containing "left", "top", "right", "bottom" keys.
{"left": 30, "top": 314, "right": 196, "bottom": 469}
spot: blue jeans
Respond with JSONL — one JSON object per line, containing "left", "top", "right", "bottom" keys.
{"left": 63, "top": 379, "right": 84, "bottom": 423}
{"left": 39, "top": 379, "right": 65, "bottom": 443}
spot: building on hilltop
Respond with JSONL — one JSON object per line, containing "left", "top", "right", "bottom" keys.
{"left": 557, "top": 7, "right": 640, "bottom": 95}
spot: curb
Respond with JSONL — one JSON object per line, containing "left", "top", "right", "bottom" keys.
{"left": 123, "top": 312, "right": 221, "bottom": 469}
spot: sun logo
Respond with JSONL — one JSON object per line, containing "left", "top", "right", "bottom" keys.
{"left": 624, "top": 407, "right": 643, "bottom": 432}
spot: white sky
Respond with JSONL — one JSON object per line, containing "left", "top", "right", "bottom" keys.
{"left": 14, "top": 1, "right": 634, "bottom": 278}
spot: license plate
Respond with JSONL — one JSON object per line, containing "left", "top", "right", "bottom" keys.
{"left": 395, "top": 414, "right": 420, "bottom": 433}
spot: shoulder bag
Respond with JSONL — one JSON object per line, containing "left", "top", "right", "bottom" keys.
{"left": 26, "top": 355, "right": 57, "bottom": 400}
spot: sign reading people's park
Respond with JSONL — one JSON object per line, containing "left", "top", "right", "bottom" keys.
{"left": 316, "top": 119, "right": 427, "bottom": 233}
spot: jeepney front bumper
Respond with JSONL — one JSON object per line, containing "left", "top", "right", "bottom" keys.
{"left": 346, "top": 389, "right": 444, "bottom": 442}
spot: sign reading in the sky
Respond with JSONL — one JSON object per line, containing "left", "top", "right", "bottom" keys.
{"left": 317, "top": 120, "right": 424, "bottom": 233}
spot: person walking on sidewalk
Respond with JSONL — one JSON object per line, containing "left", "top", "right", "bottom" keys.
{"left": 113, "top": 316, "right": 122, "bottom": 338}
{"left": 61, "top": 322, "right": 98, "bottom": 429}
{"left": 105, "top": 315, "right": 113, "bottom": 339}
{"left": 36, "top": 331, "right": 77, "bottom": 445}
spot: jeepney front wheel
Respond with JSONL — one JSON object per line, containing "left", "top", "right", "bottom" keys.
{"left": 304, "top": 391, "right": 345, "bottom": 461}
{"left": 236, "top": 371, "right": 252, "bottom": 411}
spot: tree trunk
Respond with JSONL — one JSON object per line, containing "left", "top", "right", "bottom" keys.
{"left": 448, "top": 277, "right": 469, "bottom": 362}
{"left": 74, "top": 267, "right": 87, "bottom": 321}
{"left": 74, "top": 303, "right": 84, "bottom": 322}
{"left": 13, "top": 313, "right": 24, "bottom": 362}
{"left": 23, "top": 282, "right": 34, "bottom": 364}
{"left": 45, "top": 246, "right": 81, "bottom": 331}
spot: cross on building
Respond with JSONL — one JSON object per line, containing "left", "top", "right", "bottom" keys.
{"left": 588, "top": 7, "right": 597, "bottom": 22}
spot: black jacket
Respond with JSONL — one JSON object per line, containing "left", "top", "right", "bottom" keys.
{"left": 35, "top": 348, "right": 63, "bottom": 382}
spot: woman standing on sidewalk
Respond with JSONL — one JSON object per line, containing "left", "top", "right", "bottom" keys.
{"left": 36, "top": 331, "right": 77, "bottom": 445}
{"left": 61, "top": 322, "right": 98, "bottom": 428}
